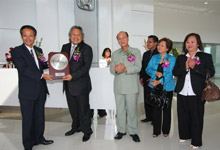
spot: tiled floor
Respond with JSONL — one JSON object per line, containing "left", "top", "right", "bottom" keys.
{"left": 0, "top": 98, "right": 220, "bottom": 150}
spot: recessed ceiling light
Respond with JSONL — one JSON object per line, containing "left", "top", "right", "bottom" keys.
{"left": 204, "top": 2, "right": 208, "bottom": 5}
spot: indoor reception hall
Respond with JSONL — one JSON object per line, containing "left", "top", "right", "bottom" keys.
{"left": 1, "top": 0, "right": 220, "bottom": 150}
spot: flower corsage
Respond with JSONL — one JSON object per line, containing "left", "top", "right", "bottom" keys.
{"left": 36, "top": 50, "right": 46, "bottom": 63}
{"left": 73, "top": 47, "right": 81, "bottom": 62}
{"left": 125, "top": 51, "right": 135, "bottom": 63}
{"left": 193, "top": 56, "right": 200, "bottom": 65}
{"left": 162, "top": 58, "right": 170, "bottom": 68}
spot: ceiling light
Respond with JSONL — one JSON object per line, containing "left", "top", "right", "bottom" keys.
{"left": 204, "top": 2, "right": 208, "bottom": 5}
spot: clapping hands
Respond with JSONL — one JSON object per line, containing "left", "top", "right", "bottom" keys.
{"left": 115, "top": 63, "right": 127, "bottom": 74}
{"left": 186, "top": 57, "right": 196, "bottom": 70}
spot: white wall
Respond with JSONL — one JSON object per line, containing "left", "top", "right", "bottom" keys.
{"left": 98, "top": 0, "right": 154, "bottom": 57}
{"left": 0, "top": 0, "right": 37, "bottom": 62}
{"left": 74, "top": 0, "right": 99, "bottom": 63}
{"left": 154, "top": 5, "right": 220, "bottom": 43}
{"left": 0, "top": 0, "right": 75, "bottom": 62}
{"left": 1, "top": 0, "right": 154, "bottom": 63}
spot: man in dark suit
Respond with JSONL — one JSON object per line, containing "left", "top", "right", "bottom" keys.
{"left": 11, "top": 25, "right": 53, "bottom": 150}
{"left": 139, "top": 35, "right": 158, "bottom": 123}
{"left": 61, "top": 26, "right": 93, "bottom": 142}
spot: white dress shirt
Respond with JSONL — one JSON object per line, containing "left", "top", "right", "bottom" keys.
{"left": 70, "top": 43, "right": 77, "bottom": 59}
{"left": 25, "top": 45, "right": 39, "bottom": 69}
{"left": 179, "top": 49, "right": 201, "bottom": 96}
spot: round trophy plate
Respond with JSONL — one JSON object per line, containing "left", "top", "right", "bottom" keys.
{"left": 50, "top": 54, "right": 68, "bottom": 70}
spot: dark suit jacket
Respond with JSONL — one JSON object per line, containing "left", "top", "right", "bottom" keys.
{"left": 140, "top": 49, "right": 158, "bottom": 85}
{"left": 11, "top": 44, "right": 49, "bottom": 100}
{"left": 61, "top": 41, "right": 93, "bottom": 96}
{"left": 173, "top": 52, "right": 215, "bottom": 96}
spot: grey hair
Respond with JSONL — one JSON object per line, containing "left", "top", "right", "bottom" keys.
{"left": 68, "top": 25, "right": 84, "bottom": 39}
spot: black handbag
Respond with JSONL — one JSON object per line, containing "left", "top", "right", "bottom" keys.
{"left": 147, "top": 78, "right": 169, "bottom": 110}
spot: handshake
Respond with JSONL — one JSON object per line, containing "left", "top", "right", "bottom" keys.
{"left": 114, "top": 63, "right": 127, "bottom": 74}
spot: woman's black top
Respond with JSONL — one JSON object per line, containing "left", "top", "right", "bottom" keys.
{"left": 156, "top": 63, "right": 163, "bottom": 89}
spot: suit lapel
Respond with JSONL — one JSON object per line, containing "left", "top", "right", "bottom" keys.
{"left": 67, "top": 43, "right": 73, "bottom": 61}
{"left": 33, "top": 48, "right": 43, "bottom": 71}
{"left": 22, "top": 44, "right": 39, "bottom": 70}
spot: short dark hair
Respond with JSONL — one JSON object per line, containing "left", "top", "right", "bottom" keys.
{"left": 159, "top": 37, "right": 173, "bottom": 53}
{"left": 20, "top": 25, "right": 37, "bottom": 36}
{"left": 69, "top": 25, "right": 84, "bottom": 39}
{"left": 116, "top": 31, "right": 129, "bottom": 39}
{"left": 102, "top": 48, "right": 111, "bottom": 58}
{"left": 148, "top": 35, "right": 159, "bottom": 43}
{"left": 182, "top": 33, "right": 204, "bottom": 54}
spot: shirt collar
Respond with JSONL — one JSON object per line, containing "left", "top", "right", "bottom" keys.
{"left": 119, "top": 46, "right": 131, "bottom": 53}
{"left": 25, "top": 44, "right": 34, "bottom": 52}
{"left": 186, "top": 49, "right": 201, "bottom": 58}
{"left": 71, "top": 43, "right": 77, "bottom": 48}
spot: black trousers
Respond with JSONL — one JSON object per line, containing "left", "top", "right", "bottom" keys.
{"left": 19, "top": 88, "right": 46, "bottom": 149}
{"left": 152, "top": 91, "right": 173, "bottom": 135}
{"left": 177, "top": 94, "right": 204, "bottom": 146}
{"left": 143, "top": 85, "right": 153, "bottom": 120}
{"left": 65, "top": 89, "right": 92, "bottom": 134}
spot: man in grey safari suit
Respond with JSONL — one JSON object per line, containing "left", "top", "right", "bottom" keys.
{"left": 110, "top": 31, "right": 141, "bottom": 142}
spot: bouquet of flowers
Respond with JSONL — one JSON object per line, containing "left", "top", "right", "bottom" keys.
{"left": 34, "top": 38, "right": 43, "bottom": 48}
{"left": 3, "top": 47, "right": 14, "bottom": 68}
{"left": 143, "top": 39, "right": 148, "bottom": 50}
{"left": 171, "top": 47, "right": 180, "bottom": 58}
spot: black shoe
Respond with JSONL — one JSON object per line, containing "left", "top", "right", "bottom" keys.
{"left": 98, "top": 112, "right": 107, "bottom": 117}
{"left": 24, "top": 148, "right": 32, "bottom": 150}
{"left": 114, "top": 132, "right": 126, "bottom": 140}
{"left": 39, "top": 139, "right": 54, "bottom": 145}
{"left": 76, "top": 128, "right": 81, "bottom": 132}
{"left": 141, "top": 118, "right": 152, "bottom": 122}
{"left": 65, "top": 129, "right": 77, "bottom": 136}
{"left": 82, "top": 132, "right": 93, "bottom": 142}
{"left": 130, "top": 134, "right": 140, "bottom": 142}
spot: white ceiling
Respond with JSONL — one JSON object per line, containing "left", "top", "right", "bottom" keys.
{"left": 154, "top": 0, "right": 220, "bottom": 16}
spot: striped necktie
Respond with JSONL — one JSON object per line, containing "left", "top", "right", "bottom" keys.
{"left": 30, "top": 49, "right": 35, "bottom": 61}
{"left": 70, "top": 45, "right": 76, "bottom": 60}
{"left": 30, "top": 49, "right": 39, "bottom": 69}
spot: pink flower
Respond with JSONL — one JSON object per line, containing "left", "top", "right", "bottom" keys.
{"left": 73, "top": 47, "right": 81, "bottom": 62}
{"left": 193, "top": 56, "right": 200, "bottom": 65}
{"left": 162, "top": 58, "right": 170, "bottom": 68}
{"left": 39, "top": 54, "right": 46, "bottom": 62}
{"left": 127, "top": 53, "right": 136, "bottom": 62}
{"left": 36, "top": 51, "right": 47, "bottom": 63}
{"left": 73, "top": 56, "right": 80, "bottom": 62}
{"left": 125, "top": 52, "right": 136, "bottom": 63}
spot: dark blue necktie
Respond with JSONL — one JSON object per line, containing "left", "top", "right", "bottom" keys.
{"left": 149, "top": 51, "right": 153, "bottom": 58}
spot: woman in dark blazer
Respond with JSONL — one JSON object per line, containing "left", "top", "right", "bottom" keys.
{"left": 173, "top": 33, "right": 215, "bottom": 149}
{"left": 146, "top": 38, "right": 176, "bottom": 138}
